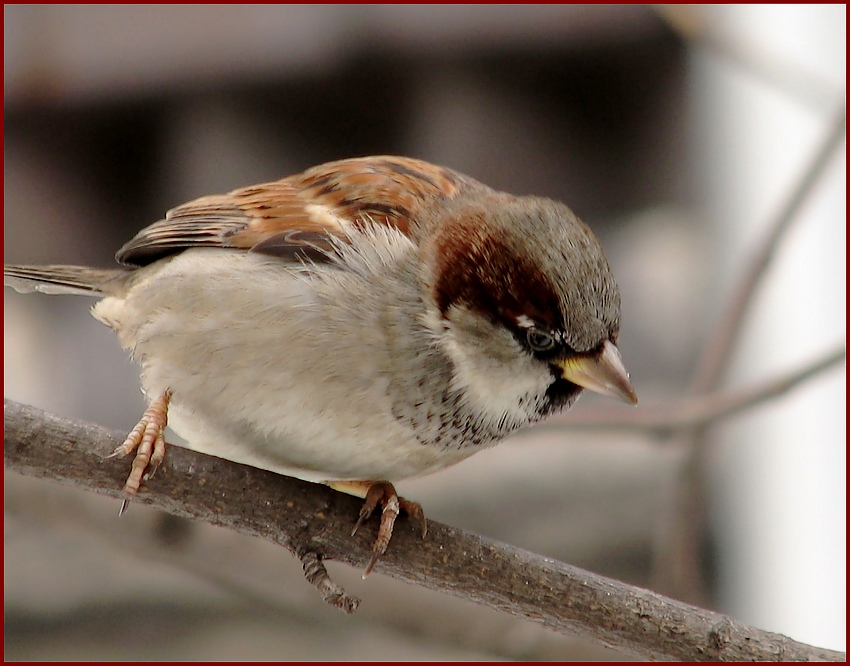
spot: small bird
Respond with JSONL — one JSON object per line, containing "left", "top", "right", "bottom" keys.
{"left": 5, "top": 155, "right": 636, "bottom": 576}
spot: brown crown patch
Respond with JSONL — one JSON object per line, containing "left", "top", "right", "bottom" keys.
{"left": 430, "top": 207, "right": 563, "bottom": 332}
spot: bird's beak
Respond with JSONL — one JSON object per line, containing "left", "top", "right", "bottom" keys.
{"left": 557, "top": 340, "right": 638, "bottom": 405}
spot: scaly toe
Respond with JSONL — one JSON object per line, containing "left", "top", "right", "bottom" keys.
{"left": 114, "top": 389, "right": 172, "bottom": 513}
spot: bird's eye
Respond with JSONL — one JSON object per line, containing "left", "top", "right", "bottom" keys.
{"left": 526, "top": 327, "right": 556, "bottom": 352}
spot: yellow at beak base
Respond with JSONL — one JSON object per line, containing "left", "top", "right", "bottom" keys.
{"left": 557, "top": 340, "right": 637, "bottom": 405}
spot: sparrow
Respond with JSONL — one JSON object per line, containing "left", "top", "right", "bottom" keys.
{"left": 4, "top": 155, "right": 637, "bottom": 576}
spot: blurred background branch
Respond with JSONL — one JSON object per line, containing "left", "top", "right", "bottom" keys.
{"left": 647, "top": 8, "right": 845, "bottom": 613}
{"left": 688, "top": 105, "right": 845, "bottom": 392}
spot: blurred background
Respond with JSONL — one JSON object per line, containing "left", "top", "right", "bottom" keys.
{"left": 4, "top": 5, "right": 845, "bottom": 660}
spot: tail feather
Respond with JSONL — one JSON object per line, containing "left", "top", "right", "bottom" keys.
{"left": 4, "top": 265, "right": 130, "bottom": 297}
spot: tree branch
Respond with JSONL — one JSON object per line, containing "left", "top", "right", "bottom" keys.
{"left": 4, "top": 398, "right": 844, "bottom": 662}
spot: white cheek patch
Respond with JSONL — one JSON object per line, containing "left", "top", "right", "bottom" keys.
{"left": 437, "top": 317, "right": 551, "bottom": 428}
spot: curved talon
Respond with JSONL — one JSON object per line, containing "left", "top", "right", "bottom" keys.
{"left": 351, "top": 486, "right": 381, "bottom": 537}
{"left": 347, "top": 481, "right": 427, "bottom": 578}
{"left": 364, "top": 552, "right": 382, "bottom": 578}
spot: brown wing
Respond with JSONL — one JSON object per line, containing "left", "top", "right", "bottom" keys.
{"left": 115, "top": 156, "right": 485, "bottom": 266}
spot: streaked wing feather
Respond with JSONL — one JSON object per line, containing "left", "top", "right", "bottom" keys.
{"left": 115, "top": 156, "right": 483, "bottom": 266}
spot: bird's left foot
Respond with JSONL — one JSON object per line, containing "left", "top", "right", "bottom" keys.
{"left": 333, "top": 480, "right": 427, "bottom": 577}
{"left": 107, "top": 388, "right": 172, "bottom": 515}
